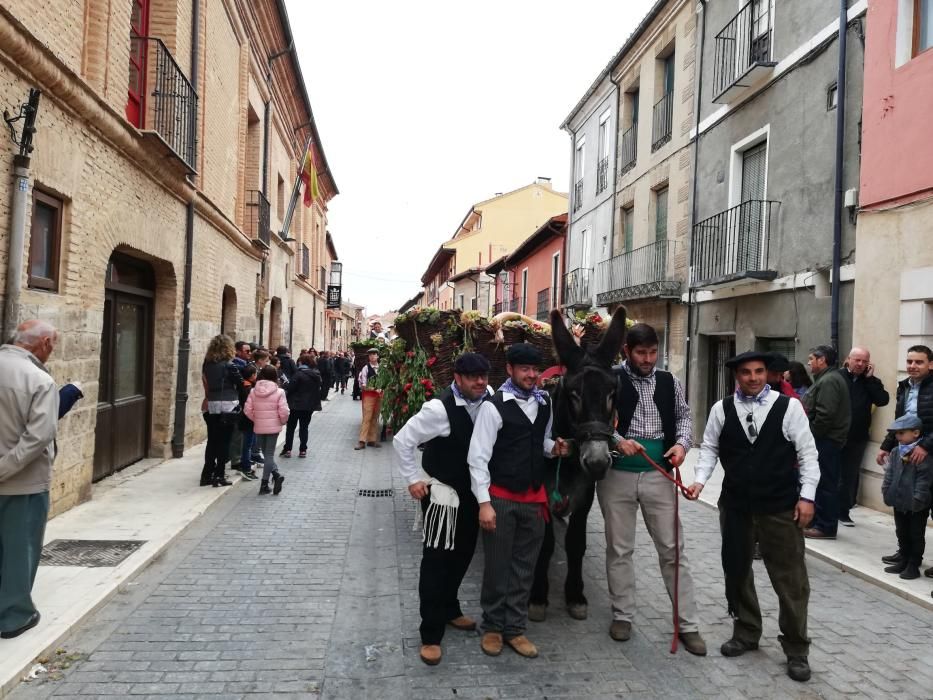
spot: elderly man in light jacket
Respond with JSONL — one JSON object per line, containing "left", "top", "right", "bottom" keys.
{"left": 0, "top": 319, "right": 59, "bottom": 639}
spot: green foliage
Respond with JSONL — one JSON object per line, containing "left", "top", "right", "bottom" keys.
{"left": 371, "top": 340, "right": 437, "bottom": 433}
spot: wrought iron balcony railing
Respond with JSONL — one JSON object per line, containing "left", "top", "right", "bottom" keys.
{"left": 691, "top": 199, "right": 779, "bottom": 288}
{"left": 493, "top": 298, "right": 519, "bottom": 315}
{"left": 245, "top": 190, "right": 271, "bottom": 247}
{"left": 712, "top": 0, "right": 776, "bottom": 103}
{"left": 651, "top": 92, "right": 673, "bottom": 152}
{"left": 619, "top": 123, "right": 637, "bottom": 176}
{"left": 536, "top": 288, "right": 550, "bottom": 321}
{"left": 596, "top": 157, "right": 610, "bottom": 195}
{"left": 573, "top": 179, "right": 584, "bottom": 212}
{"left": 132, "top": 37, "right": 198, "bottom": 169}
{"left": 595, "top": 240, "right": 682, "bottom": 306}
{"left": 300, "top": 244, "right": 310, "bottom": 278}
{"left": 562, "top": 268, "right": 592, "bottom": 309}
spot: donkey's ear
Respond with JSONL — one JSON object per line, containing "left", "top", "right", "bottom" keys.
{"left": 550, "top": 309, "right": 584, "bottom": 371}
{"left": 593, "top": 307, "right": 627, "bottom": 366}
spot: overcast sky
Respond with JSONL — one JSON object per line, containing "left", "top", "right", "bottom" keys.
{"left": 286, "top": 0, "right": 656, "bottom": 314}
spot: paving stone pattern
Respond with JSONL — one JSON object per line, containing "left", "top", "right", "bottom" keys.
{"left": 12, "top": 394, "right": 933, "bottom": 699}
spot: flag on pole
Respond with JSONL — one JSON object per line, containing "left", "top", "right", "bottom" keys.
{"left": 300, "top": 143, "right": 319, "bottom": 207}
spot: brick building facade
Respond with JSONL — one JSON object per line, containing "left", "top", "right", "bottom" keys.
{"left": 0, "top": 0, "right": 339, "bottom": 516}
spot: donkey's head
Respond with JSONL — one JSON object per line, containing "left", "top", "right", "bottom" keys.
{"left": 550, "top": 307, "right": 627, "bottom": 482}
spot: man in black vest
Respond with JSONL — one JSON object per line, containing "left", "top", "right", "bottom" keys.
{"left": 597, "top": 323, "right": 705, "bottom": 655}
{"left": 686, "top": 351, "right": 820, "bottom": 682}
{"left": 468, "top": 343, "right": 569, "bottom": 660}
{"left": 393, "top": 353, "right": 491, "bottom": 666}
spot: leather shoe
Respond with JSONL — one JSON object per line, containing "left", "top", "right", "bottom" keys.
{"left": 419, "top": 644, "right": 442, "bottom": 666}
{"left": 679, "top": 631, "right": 707, "bottom": 656}
{"left": 609, "top": 620, "right": 631, "bottom": 641}
{"left": 353, "top": 442, "right": 366, "bottom": 450}
{"left": 900, "top": 563, "right": 921, "bottom": 580}
{"left": 1, "top": 612, "right": 40, "bottom": 639}
{"left": 505, "top": 635, "right": 538, "bottom": 658}
{"left": 884, "top": 561, "right": 908, "bottom": 574}
{"left": 803, "top": 528, "right": 836, "bottom": 539}
{"left": 366, "top": 441, "right": 382, "bottom": 448}
{"left": 528, "top": 604, "right": 547, "bottom": 622}
{"left": 448, "top": 615, "right": 476, "bottom": 631}
{"left": 481, "top": 632, "right": 503, "bottom": 656}
{"left": 787, "top": 655, "right": 811, "bottom": 682}
{"left": 881, "top": 552, "right": 904, "bottom": 564}
{"left": 925, "top": 566, "right": 933, "bottom": 578}
{"left": 720, "top": 638, "right": 758, "bottom": 657}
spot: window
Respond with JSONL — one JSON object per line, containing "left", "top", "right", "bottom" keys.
{"left": 655, "top": 187, "right": 669, "bottom": 241}
{"left": 458, "top": 293, "right": 465, "bottom": 310}
{"left": 277, "top": 175, "right": 286, "bottom": 222}
{"left": 598, "top": 111, "right": 612, "bottom": 160}
{"left": 521, "top": 269, "right": 529, "bottom": 315}
{"left": 574, "top": 137, "right": 586, "bottom": 181}
{"left": 826, "top": 82, "right": 838, "bottom": 111}
{"left": 756, "top": 337, "right": 796, "bottom": 361}
{"left": 470, "top": 297, "right": 477, "bottom": 311}
{"left": 28, "top": 191, "right": 63, "bottom": 291}
{"left": 551, "top": 252, "right": 560, "bottom": 308}
{"left": 580, "top": 228, "right": 591, "bottom": 270}
{"left": 622, "top": 206, "right": 634, "bottom": 251}
{"left": 126, "top": 0, "right": 150, "bottom": 127}
{"left": 916, "top": 0, "right": 933, "bottom": 54}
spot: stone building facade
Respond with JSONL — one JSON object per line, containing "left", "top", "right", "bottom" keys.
{"left": 0, "top": 0, "right": 338, "bottom": 516}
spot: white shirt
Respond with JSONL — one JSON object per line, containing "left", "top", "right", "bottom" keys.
{"left": 694, "top": 391, "right": 821, "bottom": 501}
{"left": 392, "top": 387, "right": 493, "bottom": 485}
{"left": 468, "top": 393, "right": 556, "bottom": 504}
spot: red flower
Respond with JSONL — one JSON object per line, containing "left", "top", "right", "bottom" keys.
{"left": 406, "top": 351, "right": 415, "bottom": 358}
{"left": 591, "top": 313, "right": 603, "bottom": 323}
{"left": 403, "top": 382, "right": 412, "bottom": 392}
{"left": 402, "top": 404, "right": 409, "bottom": 413}
{"left": 427, "top": 356, "right": 437, "bottom": 367}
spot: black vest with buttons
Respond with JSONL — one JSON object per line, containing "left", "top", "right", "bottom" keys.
{"left": 487, "top": 390, "right": 551, "bottom": 493}
{"left": 421, "top": 388, "right": 476, "bottom": 494}
{"left": 718, "top": 395, "right": 799, "bottom": 513}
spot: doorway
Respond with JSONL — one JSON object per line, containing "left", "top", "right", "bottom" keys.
{"left": 93, "top": 254, "right": 154, "bottom": 481}
{"left": 706, "top": 335, "right": 736, "bottom": 413}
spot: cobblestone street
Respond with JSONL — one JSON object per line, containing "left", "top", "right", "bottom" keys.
{"left": 12, "top": 394, "right": 933, "bottom": 700}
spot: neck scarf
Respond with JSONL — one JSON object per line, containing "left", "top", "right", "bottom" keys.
{"left": 451, "top": 381, "right": 485, "bottom": 406}
{"left": 501, "top": 377, "right": 548, "bottom": 406}
{"left": 735, "top": 384, "right": 770, "bottom": 404}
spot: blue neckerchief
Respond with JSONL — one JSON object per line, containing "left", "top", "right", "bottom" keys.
{"left": 450, "top": 381, "right": 486, "bottom": 406}
{"left": 501, "top": 378, "right": 548, "bottom": 406}
{"left": 735, "top": 385, "right": 771, "bottom": 404}
{"left": 898, "top": 439, "right": 922, "bottom": 459}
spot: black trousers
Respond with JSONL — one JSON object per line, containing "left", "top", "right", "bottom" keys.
{"left": 283, "top": 409, "right": 313, "bottom": 452}
{"left": 839, "top": 440, "right": 866, "bottom": 519}
{"left": 201, "top": 414, "right": 235, "bottom": 482}
{"left": 419, "top": 491, "right": 479, "bottom": 645}
{"left": 893, "top": 509, "right": 927, "bottom": 566}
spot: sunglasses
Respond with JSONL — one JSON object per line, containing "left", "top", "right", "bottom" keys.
{"left": 745, "top": 411, "right": 758, "bottom": 438}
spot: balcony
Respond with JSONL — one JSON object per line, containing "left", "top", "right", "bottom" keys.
{"left": 572, "top": 179, "right": 584, "bottom": 213}
{"left": 245, "top": 190, "right": 271, "bottom": 247}
{"left": 596, "top": 157, "right": 610, "bottom": 195}
{"left": 691, "top": 200, "right": 779, "bottom": 288}
{"left": 712, "top": 0, "right": 777, "bottom": 103}
{"left": 651, "top": 92, "right": 673, "bottom": 152}
{"left": 132, "top": 37, "right": 198, "bottom": 170}
{"left": 596, "top": 240, "right": 682, "bottom": 306}
{"left": 536, "top": 288, "right": 550, "bottom": 321}
{"left": 619, "top": 123, "right": 637, "bottom": 177}
{"left": 562, "top": 268, "right": 592, "bottom": 309}
{"left": 300, "top": 244, "right": 310, "bottom": 278}
{"left": 493, "top": 298, "right": 518, "bottom": 315}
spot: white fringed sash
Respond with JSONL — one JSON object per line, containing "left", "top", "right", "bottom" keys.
{"left": 422, "top": 478, "right": 459, "bottom": 550}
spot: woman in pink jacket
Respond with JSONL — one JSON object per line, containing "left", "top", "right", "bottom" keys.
{"left": 244, "top": 365, "right": 289, "bottom": 495}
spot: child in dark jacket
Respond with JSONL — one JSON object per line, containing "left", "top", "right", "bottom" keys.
{"left": 236, "top": 365, "right": 259, "bottom": 480}
{"left": 881, "top": 414, "right": 933, "bottom": 580}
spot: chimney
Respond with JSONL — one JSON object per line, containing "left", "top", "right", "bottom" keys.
{"left": 535, "top": 176, "right": 552, "bottom": 188}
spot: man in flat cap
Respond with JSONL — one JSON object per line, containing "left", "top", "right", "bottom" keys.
{"left": 355, "top": 348, "right": 382, "bottom": 450}
{"left": 686, "top": 350, "right": 820, "bottom": 682}
{"left": 393, "top": 353, "right": 493, "bottom": 666}
{"left": 468, "top": 343, "right": 569, "bottom": 659}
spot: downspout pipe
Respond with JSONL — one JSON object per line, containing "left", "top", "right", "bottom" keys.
{"left": 171, "top": 0, "right": 200, "bottom": 458}
{"left": 830, "top": 0, "right": 847, "bottom": 351}
{"left": 684, "top": 0, "right": 707, "bottom": 400}
{"left": 3, "top": 154, "right": 31, "bottom": 342}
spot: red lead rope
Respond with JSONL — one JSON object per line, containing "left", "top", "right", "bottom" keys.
{"left": 633, "top": 447, "right": 687, "bottom": 654}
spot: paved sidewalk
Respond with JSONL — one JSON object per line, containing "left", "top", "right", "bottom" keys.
{"left": 7, "top": 393, "right": 933, "bottom": 699}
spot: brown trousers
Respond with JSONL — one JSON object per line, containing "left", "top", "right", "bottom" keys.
{"left": 358, "top": 391, "right": 381, "bottom": 443}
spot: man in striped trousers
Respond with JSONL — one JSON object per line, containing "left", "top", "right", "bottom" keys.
{"left": 468, "top": 343, "right": 570, "bottom": 658}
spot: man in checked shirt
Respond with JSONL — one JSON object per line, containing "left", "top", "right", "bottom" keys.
{"left": 596, "top": 323, "right": 706, "bottom": 655}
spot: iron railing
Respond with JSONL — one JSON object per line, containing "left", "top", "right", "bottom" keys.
{"left": 596, "top": 157, "right": 610, "bottom": 194}
{"left": 562, "top": 268, "right": 592, "bottom": 308}
{"left": 132, "top": 37, "right": 198, "bottom": 169}
{"left": 318, "top": 266, "right": 327, "bottom": 291}
{"left": 651, "top": 92, "right": 673, "bottom": 151}
{"left": 573, "top": 179, "right": 584, "bottom": 212}
{"left": 712, "top": 0, "right": 775, "bottom": 101}
{"left": 493, "top": 299, "right": 519, "bottom": 315}
{"left": 245, "top": 190, "right": 270, "bottom": 246}
{"left": 536, "top": 288, "right": 550, "bottom": 321}
{"left": 619, "top": 123, "right": 637, "bottom": 176}
{"left": 300, "top": 244, "right": 310, "bottom": 278}
{"left": 691, "top": 199, "right": 779, "bottom": 287}
{"left": 595, "top": 239, "right": 681, "bottom": 305}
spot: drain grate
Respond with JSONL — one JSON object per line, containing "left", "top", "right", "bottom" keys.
{"left": 40, "top": 539, "right": 146, "bottom": 567}
{"left": 357, "top": 488, "right": 394, "bottom": 498}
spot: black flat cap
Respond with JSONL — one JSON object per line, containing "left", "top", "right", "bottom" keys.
{"left": 454, "top": 352, "right": 490, "bottom": 375}
{"left": 506, "top": 342, "right": 542, "bottom": 366}
{"left": 766, "top": 352, "right": 791, "bottom": 372}
{"left": 725, "top": 350, "right": 772, "bottom": 369}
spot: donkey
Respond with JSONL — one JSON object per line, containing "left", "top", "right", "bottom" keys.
{"left": 528, "top": 307, "right": 628, "bottom": 621}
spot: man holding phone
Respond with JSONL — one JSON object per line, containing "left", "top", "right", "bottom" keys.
{"left": 838, "top": 347, "right": 889, "bottom": 526}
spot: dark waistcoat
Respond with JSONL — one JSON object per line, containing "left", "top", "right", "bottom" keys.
{"left": 615, "top": 368, "right": 677, "bottom": 459}
{"left": 421, "top": 388, "right": 477, "bottom": 494}
{"left": 487, "top": 391, "right": 550, "bottom": 493}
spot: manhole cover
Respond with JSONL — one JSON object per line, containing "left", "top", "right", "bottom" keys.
{"left": 357, "top": 488, "right": 394, "bottom": 498}
{"left": 40, "top": 539, "right": 146, "bottom": 567}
